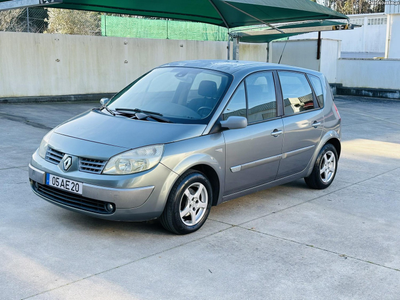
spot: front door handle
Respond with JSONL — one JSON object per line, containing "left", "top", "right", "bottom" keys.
{"left": 312, "top": 121, "right": 321, "bottom": 128}
{"left": 271, "top": 129, "right": 283, "bottom": 137}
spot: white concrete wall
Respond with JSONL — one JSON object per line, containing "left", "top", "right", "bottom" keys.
{"left": 337, "top": 58, "right": 400, "bottom": 89}
{"left": 319, "top": 39, "right": 341, "bottom": 83}
{"left": 0, "top": 32, "right": 267, "bottom": 98}
{"left": 270, "top": 39, "right": 320, "bottom": 71}
{"left": 269, "top": 39, "right": 339, "bottom": 83}
{"left": 386, "top": 14, "right": 400, "bottom": 59}
{"left": 290, "top": 13, "right": 387, "bottom": 54}
{"left": 270, "top": 38, "right": 400, "bottom": 90}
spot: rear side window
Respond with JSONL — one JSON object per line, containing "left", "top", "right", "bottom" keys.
{"left": 308, "top": 74, "right": 324, "bottom": 107}
{"left": 222, "top": 82, "right": 246, "bottom": 120}
{"left": 278, "top": 71, "right": 315, "bottom": 116}
{"left": 245, "top": 71, "right": 277, "bottom": 123}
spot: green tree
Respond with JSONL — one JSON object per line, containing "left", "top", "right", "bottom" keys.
{"left": 45, "top": 8, "right": 101, "bottom": 35}
{"left": 0, "top": 8, "right": 26, "bottom": 32}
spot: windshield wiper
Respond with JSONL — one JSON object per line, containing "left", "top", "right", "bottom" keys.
{"left": 101, "top": 106, "right": 116, "bottom": 116}
{"left": 115, "top": 108, "right": 163, "bottom": 116}
{"left": 115, "top": 108, "right": 171, "bottom": 123}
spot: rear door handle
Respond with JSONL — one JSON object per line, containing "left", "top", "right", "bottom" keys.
{"left": 312, "top": 121, "right": 321, "bottom": 128}
{"left": 271, "top": 129, "right": 283, "bottom": 137}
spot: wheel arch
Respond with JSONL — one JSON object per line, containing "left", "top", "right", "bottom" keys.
{"left": 189, "top": 164, "right": 221, "bottom": 206}
{"left": 326, "top": 137, "right": 341, "bottom": 158}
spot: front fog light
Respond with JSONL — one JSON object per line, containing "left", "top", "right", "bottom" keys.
{"left": 103, "top": 145, "right": 164, "bottom": 175}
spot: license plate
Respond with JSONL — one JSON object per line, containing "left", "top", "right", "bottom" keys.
{"left": 46, "top": 173, "right": 83, "bottom": 195}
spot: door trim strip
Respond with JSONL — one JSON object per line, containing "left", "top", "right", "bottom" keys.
{"left": 230, "top": 154, "right": 282, "bottom": 173}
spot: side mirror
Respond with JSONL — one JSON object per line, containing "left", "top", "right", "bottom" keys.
{"left": 220, "top": 116, "right": 247, "bottom": 130}
{"left": 100, "top": 98, "right": 110, "bottom": 106}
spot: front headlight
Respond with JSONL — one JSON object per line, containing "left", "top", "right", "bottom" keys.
{"left": 38, "top": 133, "right": 50, "bottom": 159}
{"left": 103, "top": 145, "right": 164, "bottom": 175}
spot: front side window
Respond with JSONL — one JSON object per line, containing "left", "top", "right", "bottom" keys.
{"left": 245, "top": 71, "right": 277, "bottom": 123}
{"left": 108, "top": 67, "right": 232, "bottom": 124}
{"left": 278, "top": 71, "right": 315, "bottom": 116}
{"left": 222, "top": 82, "right": 246, "bottom": 120}
{"left": 308, "top": 74, "right": 324, "bottom": 107}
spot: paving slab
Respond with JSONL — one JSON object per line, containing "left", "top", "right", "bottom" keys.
{"left": 26, "top": 227, "right": 400, "bottom": 300}
{"left": 242, "top": 184, "right": 400, "bottom": 271}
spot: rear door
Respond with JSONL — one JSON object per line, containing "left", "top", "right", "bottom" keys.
{"left": 275, "top": 71, "right": 324, "bottom": 179}
{"left": 223, "top": 71, "right": 283, "bottom": 195}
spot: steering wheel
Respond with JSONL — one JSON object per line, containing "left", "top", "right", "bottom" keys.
{"left": 197, "top": 106, "right": 213, "bottom": 117}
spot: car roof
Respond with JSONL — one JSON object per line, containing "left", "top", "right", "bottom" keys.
{"left": 159, "top": 60, "right": 323, "bottom": 77}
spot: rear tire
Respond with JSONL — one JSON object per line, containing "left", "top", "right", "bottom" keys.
{"left": 305, "top": 143, "right": 338, "bottom": 189}
{"left": 160, "top": 170, "right": 212, "bottom": 234}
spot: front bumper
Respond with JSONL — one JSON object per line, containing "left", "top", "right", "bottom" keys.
{"left": 29, "top": 153, "right": 178, "bottom": 221}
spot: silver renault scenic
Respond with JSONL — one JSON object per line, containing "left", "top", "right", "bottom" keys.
{"left": 29, "top": 60, "right": 341, "bottom": 234}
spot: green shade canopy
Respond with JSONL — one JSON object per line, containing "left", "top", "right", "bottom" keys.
{"left": 0, "top": 0, "right": 347, "bottom": 28}
{"left": 237, "top": 20, "right": 351, "bottom": 43}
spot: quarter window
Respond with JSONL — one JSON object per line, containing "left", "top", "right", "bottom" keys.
{"left": 222, "top": 82, "right": 246, "bottom": 120}
{"left": 308, "top": 74, "right": 324, "bottom": 107}
{"left": 245, "top": 72, "right": 277, "bottom": 123}
{"left": 278, "top": 71, "right": 315, "bottom": 116}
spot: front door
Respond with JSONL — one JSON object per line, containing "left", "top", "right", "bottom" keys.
{"left": 222, "top": 72, "right": 284, "bottom": 195}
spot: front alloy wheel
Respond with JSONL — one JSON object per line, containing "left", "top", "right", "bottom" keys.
{"left": 160, "top": 170, "right": 212, "bottom": 234}
{"left": 180, "top": 182, "right": 209, "bottom": 226}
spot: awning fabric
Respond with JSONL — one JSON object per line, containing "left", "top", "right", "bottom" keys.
{"left": 0, "top": 0, "right": 348, "bottom": 28}
{"left": 237, "top": 20, "right": 351, "bottom": 43}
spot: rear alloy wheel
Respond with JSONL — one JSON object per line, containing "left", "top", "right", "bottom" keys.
{"left": 160, "top": 170, "right": 212, "bottom": 234}
{"left": 305, "top": 143, "right": 338, "bottom": 189}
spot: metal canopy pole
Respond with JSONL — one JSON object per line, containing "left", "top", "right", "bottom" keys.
{"left": 317, "top": 31, "right": 321, "bottom": 60}
{"left": 227, "top": 33, "right": 231, "bottom": 60}
{"left": 232, "top": 34, "right": 240, "bottom": 60}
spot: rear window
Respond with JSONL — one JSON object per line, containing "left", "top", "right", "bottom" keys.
{"left": 278, "top": 71, "right": 315, "bottom": 116}
{"left": 308, "top": 74, "right": 324, "bottom": 107}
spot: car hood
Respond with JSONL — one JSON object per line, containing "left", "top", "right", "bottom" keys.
{"left": 54, "top": 110, "right": 207, "bottom": 149}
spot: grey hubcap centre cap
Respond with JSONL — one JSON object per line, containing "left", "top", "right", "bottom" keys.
{"left": 180, "top": 182, "right": 208, "bottom": 226}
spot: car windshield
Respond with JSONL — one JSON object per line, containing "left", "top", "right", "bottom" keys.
{"left": 107, "top": 67, "right": 232, "bottom": 124}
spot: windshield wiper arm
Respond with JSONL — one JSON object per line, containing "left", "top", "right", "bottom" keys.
{"left": 115, "top": 108, "right": 171, "bottom": 123}
{"left": 115, "top": 108, "right": 163, "bottom": 116}
{"left": 101, "top": 106, "right": 116, "bottom": 116}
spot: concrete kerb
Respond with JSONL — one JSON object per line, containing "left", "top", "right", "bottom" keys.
{"left": 330, "top": 84, "right": 400, "bottom": 100}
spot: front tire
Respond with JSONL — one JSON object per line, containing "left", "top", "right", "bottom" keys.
{"left": 305, "top": 143, "right": 338, "bottom": 189}
{"left": 160, "top": 170, "right": 212, "bottom": 234}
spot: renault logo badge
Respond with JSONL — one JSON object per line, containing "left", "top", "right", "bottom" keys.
{"left": 63, "top": 156, "right": 72, "bottom": 171}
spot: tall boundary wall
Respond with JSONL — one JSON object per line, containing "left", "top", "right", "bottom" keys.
{"left": 0, "top": 32, "right": 267, "bottom": 98}
{"left": 270, "top": 39, "right": 400, "bottom": 98}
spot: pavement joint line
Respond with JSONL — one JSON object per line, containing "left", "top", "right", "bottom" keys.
{"left": 230, "top": 182, "right": 355, "bottom": 228}
{"left": 349, "top": 166, "right": 400, "bottom": 186}
{"left": 0, "top": 166, "right": 28, "bottom": 171}
{"left": 0, "top": 112, "right": 52, "bottom": 130}
{"left": 21, "top": 224, "right": 236, "bottom": 300}
{"left": 231, "top": 166, "right": 400, "bottom": 227}
{"left": 350, "top": 111, "right": 400, "bottom": 126}
{"left": 239, "top": 226, "right": 400, "bottom": 273}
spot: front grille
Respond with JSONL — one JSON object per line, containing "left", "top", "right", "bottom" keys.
{"left": 45, "top": 148, "right": 64, "bottom": 165}
{"left": 79, "top": 158, "right": 106, "bottom": 174}
{"left": 33, "top": 182, "right": 114, "bottom": 214}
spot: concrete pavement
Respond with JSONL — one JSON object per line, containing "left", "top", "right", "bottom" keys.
{"left": 0, "top": 96, "right": 399, "bottom": 299}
